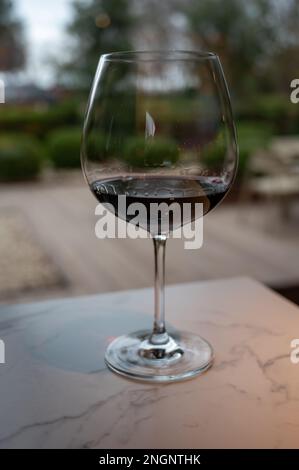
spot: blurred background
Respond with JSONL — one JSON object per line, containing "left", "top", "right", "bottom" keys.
{"left": 1, "top": 0, "right": 299, "bottom": 305}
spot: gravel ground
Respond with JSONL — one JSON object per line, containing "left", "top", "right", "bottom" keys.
{"left": 0, "top": 209, "right": 65, "bottom": 300}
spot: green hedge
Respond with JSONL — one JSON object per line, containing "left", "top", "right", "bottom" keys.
{"left": 201, "top": 134, "right": 227, "bottom": 171}
{"left": 47, "top": 127, "right": 82, "bottom": 168}
{"left": 0, "top": 101, "right": 81, "bottom": 138}
{"left": 122, "top": 136, "right": 179, "bottom": 168}
{"left": 202, "top": 122, "right": 273, "bottom": 177}
{"left": 83, "top": 132, "right": 113, "bottom": 162}
{"left": 237, "top": 122, "right": 273, "bottom": 175}
{"left": 237, "top": 94, "right": 298, "bottom": 135}
{"left": 0, "top": 135, "right": 42, "bottom": 181}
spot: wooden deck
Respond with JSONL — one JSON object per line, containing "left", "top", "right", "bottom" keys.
{"left": 1, "top": 174, "right": 299, "bottom": 303}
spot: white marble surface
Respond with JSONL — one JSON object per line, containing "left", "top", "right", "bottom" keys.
{"left": 0, "top": 277, "right": 299, "bottom": 449}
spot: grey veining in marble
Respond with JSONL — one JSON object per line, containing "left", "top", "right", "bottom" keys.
{"left": 0, "top": 277, "right": 299, "bottom": 449}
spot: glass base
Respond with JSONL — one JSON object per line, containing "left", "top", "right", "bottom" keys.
{"left": 105, "top": 330, "right": 214, "bottom": 383}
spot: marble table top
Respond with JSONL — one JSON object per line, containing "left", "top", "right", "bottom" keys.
{"left": 0, "top": 277, "right": 299, "bottom": 449}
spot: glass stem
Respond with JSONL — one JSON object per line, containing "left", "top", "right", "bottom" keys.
{"left": 150, "top": 235, "right": 169, "bottom": 345}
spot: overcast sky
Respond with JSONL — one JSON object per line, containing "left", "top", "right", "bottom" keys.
{"left": 16, "top": 0, "right": 73, "bottom": 85}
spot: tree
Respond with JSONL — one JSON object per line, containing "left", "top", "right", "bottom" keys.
{"left": 265, "top": 0, "right": 299, "bottom": 92}
{"left": 0, "top": 0, "right": 25, "bottom": 71}
{"left": 62, "top": 0, "right": 134, "bottom": 88}
{"left": 182, "top": 0, "right": 279, "bottom": 95}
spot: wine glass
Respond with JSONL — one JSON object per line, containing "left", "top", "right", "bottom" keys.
{"left": 81, "top": 51, "right": 238, "bottom": 383}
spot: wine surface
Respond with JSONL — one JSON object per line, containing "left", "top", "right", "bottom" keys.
{"left": 91, "top": 176, "right": 228, "bottom": 234}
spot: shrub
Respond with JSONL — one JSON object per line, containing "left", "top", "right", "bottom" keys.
{"left": 201, "top": 134, "right": 227, "bottom": 171}
{"left": 237, "top": 121, "right": 273, "bottom": 151}
{"left": 255, "top": 95, "right": 294, "bottom": 127}
{"left": 83, "top": 132, "right": 112, "bottom": 162}
{"left": 123, "top": 136, "right": 179, "bottom": 168}
{"left": 202, "top": 122, "right": 273, "bottom": 178}
{"left": 237, "top": 122, "right": 273, "bottom": 175}
{"left": 0, "top": 135, "right": 42, "bottom": 181}
{"left": 47, "top": 128, "right": 82, "bottom": 168}
{"left": 0, "top": 101, "right": 81, "bottom": 138}
{"left": 237, "top": 94, "right": 298, "bottom": 135}
{"left": 42, "top": 101, "right": 81, "bottom": 133}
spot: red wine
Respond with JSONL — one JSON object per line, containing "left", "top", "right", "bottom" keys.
{"left": 91, "top": 176, "right": 228, "bottom": 234}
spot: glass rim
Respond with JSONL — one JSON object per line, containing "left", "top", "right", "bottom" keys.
{"left": 101, "top": 50, "right": 218, "bottom": 63}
